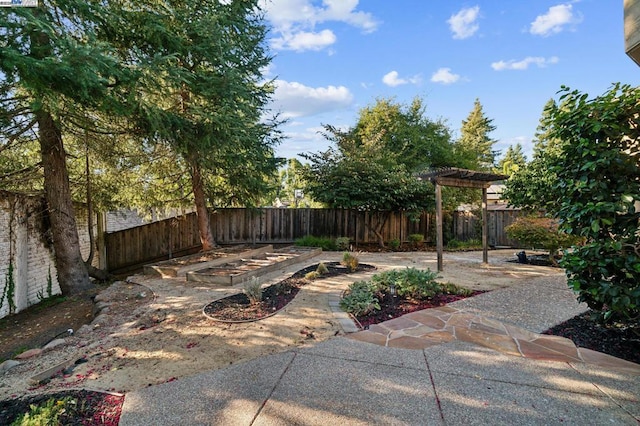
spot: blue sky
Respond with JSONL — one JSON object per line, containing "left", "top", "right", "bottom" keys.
{"left": 258, "top": 0, "right": 639, "bottom": 163}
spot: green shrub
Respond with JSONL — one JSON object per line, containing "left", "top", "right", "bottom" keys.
{"left": 446, "top": 238, "right": 461, "bottom": 249}
{"left": 295, "top": 235, "right": 337, "bottom": 251}
{"left": 408, "top": 234, "right": 424, "bottom": 248}
{"left": 243, "top": 277, "right": 262, "bottom": 304}
{"left": 439, "top": 282, "right": 473, "bottom": 296}
{"left": 340, "top": 281, "right": 380, "bottom": 316}
{"left": 371, "top": 267, "right": 440, "bottom": 300}
{"left": 447, "top": 238, "right": 482, "bottom": 250}
{"left": 388, "top": 238, "right": 401, "bottom": 250}
{"left": 12, "top": 396, "right": 74, "bottom": 426}
{"left": 335, "top": 237, "right": 350, "bottom": 251}
{"left": 341, "top": 252, "right": 359, "bottom": 272}
{"left": 506, "top": 217, "right": 582, "bottom": 264}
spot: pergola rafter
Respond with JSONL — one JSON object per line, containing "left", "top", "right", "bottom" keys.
{"left": 418, "top": 167, "right": 507, "bottom": 271}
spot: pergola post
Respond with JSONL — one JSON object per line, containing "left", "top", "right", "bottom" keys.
{"left": 435, "top": 182, "right": 443, "bottom": 272}
{"left": 482, "top": 187, "right": 488, "bottom": 264}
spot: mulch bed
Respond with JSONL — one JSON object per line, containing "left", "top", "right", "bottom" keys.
{"left": 543, "top": 311, "right": 640, "bottom": 364}
{"left": 354, "top": 291, "right": 486, "bottom": 329}
{"left": 0, "top": 390, "right": 123, "bottom": 426}
{"left": 204, "top": 262, "right": 376, "bottom": 322}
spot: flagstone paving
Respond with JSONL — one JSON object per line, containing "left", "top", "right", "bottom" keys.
{"left": 347, "top": 306, "right": 640, "bottom": 375}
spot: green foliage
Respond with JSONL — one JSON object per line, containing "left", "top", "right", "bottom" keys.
{"left": 408, "top": 234, "right": 424, "bottom": 245}
{"left": 502, "top": 99, "right": 563, "bottom": 212}
{"left": 439, "top": 282, "right": 473, "bottom": 297}
{"left": 11, "top": 396, "right": 75, "bottom": 426}
{"left": 46, "top": 267, "right": 53, "bottom": 298}
{"left": 388, "top": 238, "right": 401, "bottom": 250}
{"left": 243, "top": 277, "right": 262, "bottom": 305}
{"left": 335, "top": 237, "right": 351, "bottom": 251}
{"left": 497, "top": 143, "right": 527, "bottom": 177}
{"left": 302, "top": 97, "right": 463, "bottom": 247}
{"left": 371, "top": 267, "right": 440, "bottom": 300}
{"left": 546, "top": 84, "right": 640, "bottom": 320}
{"left": 340, "top": 281, "right": 380, "bottom": 316}
{"left": 446, "top": 238, "right": 482, "bottom": 250}
{"left": 1, "top": 263, "right": 16, "bottom": 315}
{"left": 345, "top": 97, "right": 456, "bottom": 170}
{"left": 506, "top": 217, "right": 582, "bottom": 263}
{"left": 341, "top": 252, "right": 360, "bottom": 272}
{"left": 341, "top": 268, "right": 472, "bottom": 317}
{"left": 295, "top": 235, "right": 337, "bottom": 251}
{"left": 455, "top": 99, "right": 499, "bottom": 171}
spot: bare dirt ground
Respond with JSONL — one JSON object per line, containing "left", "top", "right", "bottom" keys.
{"left": 0, "top": 250, "right": 564, "bottom": 400}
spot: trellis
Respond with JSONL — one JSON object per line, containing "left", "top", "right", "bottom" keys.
{"left": 419, "top": 168, "right": 507, "bottom": 271}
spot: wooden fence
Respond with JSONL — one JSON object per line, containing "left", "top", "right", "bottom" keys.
{"left": 104, "top": 208, "right": 522, "bottom": 272}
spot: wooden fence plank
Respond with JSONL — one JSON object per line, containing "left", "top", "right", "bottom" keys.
{"left": 104, "top": 208, "right": 522, "bottom": 272}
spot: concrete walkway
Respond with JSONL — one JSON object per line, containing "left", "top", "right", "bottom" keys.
{"left": 119, "top": 253, "right": 640, "bottom": 425}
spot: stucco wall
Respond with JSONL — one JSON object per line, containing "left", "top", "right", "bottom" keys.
{"left": 0, "top": 192, "right": 97, "bottom": 319}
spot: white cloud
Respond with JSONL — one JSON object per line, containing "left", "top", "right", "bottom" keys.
{"left": 271, "top": 80, "right": 354, "bottom": 118}
{"left": 491, "top": 56, "right": 559, "bottom": 71}
{"left": 271, "top": 29, "right": 337, "bottom": 52}
{"left": 382, "top": 70, "right": 422, "bottom": 87}
{"left": 447, "top": 6, "right": 480, "bottom": 39}
{"left": 530, "top": 4, "right": 581, "bottom": 36}
{"left": 430, "top": 68, "right": 461, "bottom": 85}
{"left": 260, "top": 0, "right": 380, "bottom": 52}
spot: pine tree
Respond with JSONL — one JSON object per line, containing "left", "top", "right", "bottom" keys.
{"left": 0, "top": 2, "right": 135, "bottom": 294}
{"left": 99, "top": 0, "right": 280, "bottom": 250}
{"left": 497, "top": 143, "right": 527, "bottom": 176}
{"left": 455, "top": 99, "right": 499, "bottom": 171}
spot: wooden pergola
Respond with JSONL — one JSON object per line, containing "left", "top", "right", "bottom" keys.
{"left": 418, "top": 167, "right": 507, "bottom": 271}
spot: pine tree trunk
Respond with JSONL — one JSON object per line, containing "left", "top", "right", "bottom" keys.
{"left": 190, "top": 161, "right": 217, "bottom": 251}
{"left": 37, "top": 110, "right": 92, "bottom": 295}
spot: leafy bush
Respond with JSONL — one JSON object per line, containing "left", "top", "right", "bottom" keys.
{"left": 439, "top": 282, "right": 473, "bottom": 296}
{"left": 447, "top": 238, "right": 482, "bottom": 250}
{"left": 506, "top": 217, "right": 582, "bottom": 264}
{"left": 295, "top": 235, "right": 337, "bottom": 251}
{"left": 544, "top": 84, "right": 640, "bottom": 321}
{"left": 341, "top": 252, "right": 359, "bottom": 272}
{"left": 408, "top": 234, "right": 424, "bottom": 247}
{"left": 388, "top": 238, "right": 401, "bottom": 250}
{"left": 12, "top": 396, "right": 74, "bottom": 426}
{"left": 340, "top": 281, "right": 380, "bottom": 316}
{"left": 446, "top": 238, "right": 461, "bottom": 249}
{"left": 371, "top": 267, "right": 440, "bottom": 300}
{"left": 243, "top": 277, "right": 262, "bottom": 304}
{"left": 335, "top": 237, "right": 350, "bottom": 251}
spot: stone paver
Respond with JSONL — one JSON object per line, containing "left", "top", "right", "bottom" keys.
{"left": 347, "top": 305, "right": 640, "bottom": 375}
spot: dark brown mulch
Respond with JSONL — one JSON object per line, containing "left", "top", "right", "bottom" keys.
{"left": 204, "top": 262, "right": 376, "bottom": 322}
{"left": 354, "top": 291, "right": 486, "bottom": 329}
{"left": 543, "top": 311, "right": 640, "bottom": 364}
{"left": 0, "top": 390, "right": 123, "bottom": 426}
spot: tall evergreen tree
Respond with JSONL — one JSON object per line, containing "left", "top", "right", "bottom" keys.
{"left": 98, "top": 0, "right": 281, "bottom": 250}
{"left": 497, "top": 143, "right": 527, "bottom": 176}
{"left": 455, "top": 99, "right": 499, "bottom": 171}
{"left": 0, "top": 2, "right": 135, "bottom": 294}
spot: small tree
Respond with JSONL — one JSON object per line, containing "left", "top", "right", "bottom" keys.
{"left": 303, "top": 150, "right": 432, "bottom": 247}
